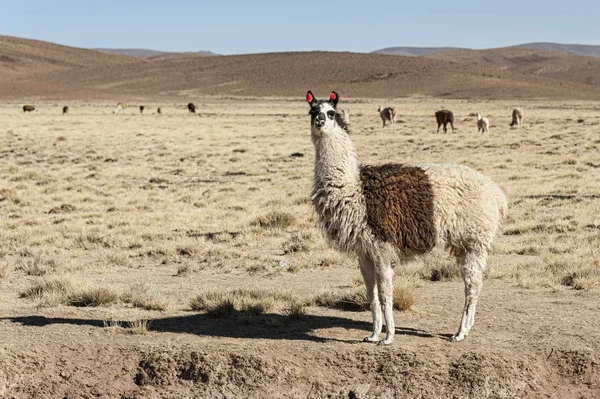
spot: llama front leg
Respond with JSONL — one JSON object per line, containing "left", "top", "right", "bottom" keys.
{"left": 375, "top": 257, "right": 395, "bottom": 345}
{"left": 453, "top": 250, "right": 486, "bottom": 341}
{"left": 359, "top": 255, "right": 382, "bottom": 342}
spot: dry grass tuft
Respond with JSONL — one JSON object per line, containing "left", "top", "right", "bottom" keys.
{"left": 312, "top": 288, "right": 370, "bottom": 312}
{"left": 0, "top": 262, "right": 9, "bottom": 280}
{"left": 68, "top": 287, "right": 119, "bottom": 307}
{"left": 19, "top": 276, "right": 76, "bottom": 305}
{"left": 393, "top": 278, "right": 416, "bottom": 311}
{"left": 126, "top": 319, "right": 152, "bottom": 335}
{"left": 252, "top": 211, "right": 296, "bottom": 229}
{"left": 284, "top": 301, "right": 306, "bottom": 319}
{"left": 122, "top": 283, "right": 169, "bottom": 311}
{"left": 282, "top": 231, "right": 314, "bottom": 254}
{"left": 190, "top": 288, "right": 293, "bottom": 316}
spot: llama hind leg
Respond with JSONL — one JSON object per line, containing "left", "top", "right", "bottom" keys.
{"left": 359, "top": 255, "right": 382, "bottom": 342}
{"left": 453, "top": 250, "right": 487, "bottom": 341}
{"left": 374, "top": 256, "right": 395, "bottom": 345}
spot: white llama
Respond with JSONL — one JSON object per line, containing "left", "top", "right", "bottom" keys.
{"left": 377, "top": 106, "right": 396, "bottom": 128}
{"left": 476, "top": 112, "right": 489, "bottom": 133}
{"left": 113, "top": 102, "right": 126, "bottom": 114}
{"left": 338, "top": 108, "right": 350, "bottom": 125}
{"left": 509, "top": 108, "right": 523, "bottom": 128}
{"left": 307, "top": 90, "right": 507, "bottom": 345}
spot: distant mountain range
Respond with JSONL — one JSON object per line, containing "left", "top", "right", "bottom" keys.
{"left": 94, "top": 48, "right": 219, "bottom": 58}
{"left": 372, "top": 43, "right": 600, "bottom": 57}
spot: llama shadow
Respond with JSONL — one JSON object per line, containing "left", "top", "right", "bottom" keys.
{"left": 3, "top": 312, "right": 448, "bottom": 343}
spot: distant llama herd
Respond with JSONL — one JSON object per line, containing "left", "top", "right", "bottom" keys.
{"left": 20, "top": 101, "right": 524, "bottom": 132}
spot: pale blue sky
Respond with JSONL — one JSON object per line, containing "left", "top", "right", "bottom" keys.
{"left": 1, "top": 0, "right": 598, "bottom": 54}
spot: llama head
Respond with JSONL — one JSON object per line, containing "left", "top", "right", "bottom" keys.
{"left": 307, "top": 91, "right": 341, "bottom": 137}
{"left": 377, "top": 106, "right": 382, "bottom": 113}
{"left": 476, "top": 112, "right": 482, "bottom": 120}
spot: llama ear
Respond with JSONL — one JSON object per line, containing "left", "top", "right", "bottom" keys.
{"left": 306, "top": 91, "right": 317, "bottom": 106}
{"left": 329, "top": 91, "right": 339, "bottom": 108}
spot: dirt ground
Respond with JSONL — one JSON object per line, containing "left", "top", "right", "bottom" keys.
{"left": 1, "top": 97, "right": 599, "bottom": 398}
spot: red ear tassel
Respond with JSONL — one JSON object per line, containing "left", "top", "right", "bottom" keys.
{"left": 306, "top": 93, "right": 314, "bottom": 103}
{"left": 329, "top": 92, "right": 337, "bottom": 100}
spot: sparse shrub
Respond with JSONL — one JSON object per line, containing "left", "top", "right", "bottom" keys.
{"left": 393, "top": 279, "right": 416, "bottom": 311}
{"left": 20, "top": 276, "right": 76, "bottom": 304}
{"left": 282, "top": 232, "right": 313, "bottom": 254}
{"left": 285, "top": 302, "right": 306, "bottom": 319}
{"left": 122, "top": 283, "right": 169, "bottom": 311}
{"left": 312, "top": 288, "right": 370, "bottom": 311}
{"left": 127, "top": 319, "right": 152, "bottom": 335}
{"left": 68, "top": 287, "right": 119, "bottom": 307}
{"left": 252, "top": 211, "right": 296, "bottom": 229}
{"left": 206, "top": 298, "right": 236, "bottom": 318}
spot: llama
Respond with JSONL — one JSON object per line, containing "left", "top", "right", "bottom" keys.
{"left": 476, "top": 112, "right": 489, "bottom": 133}
{"left": 157, "top": 107, "right": 162, "bottom": 115}
{"left": 509, "top": 108, "right": 524, "bottom": 128}
{"left": 187, "top": 103, "right": 196, "bottom": 114}
{"left": 435, "top": 109, "right": 454, "bottom": 133}
{"left": 62, "top": 106, "right": 69, "bottom": 115}
{"left": 113, "top": 103, "right": 126, "bottom": 114}
{"left": 338, "top": 108, "right": 350, "bottom": 125}
{"left": 139, "top": 105, "right": 145, "bottom": 115}
{"left": 307, "top": 90, "right": 507, "bottom": 345}
{"left": 22, "top": 105, "right": 36, "bottom": 113}
{"left": 377, "top": 106, "right": 396, "bottom": 127}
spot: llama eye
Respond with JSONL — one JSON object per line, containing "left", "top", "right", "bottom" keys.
{"left": 327, "top": 110, "right": 335, "bottom": 119}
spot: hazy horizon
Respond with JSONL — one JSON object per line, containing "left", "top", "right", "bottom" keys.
{"left": 2, "top": 0, "right": 599, "bottom": 55}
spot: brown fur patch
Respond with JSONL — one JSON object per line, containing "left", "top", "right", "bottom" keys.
{"left": 360, "top": 164, "right": 436, "bottom": 255}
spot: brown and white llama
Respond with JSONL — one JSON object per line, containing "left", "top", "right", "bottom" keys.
{"left": 62, "top": 106, "right": 69, "bottom": 115}
{"left": 509, "top": 108, "right": 524, "bottom": 128}
{"left": 157, "top": 107, "right": 162, "bottom": 115}
{"left": 476, "top": 112, "right": 489, "bottom": 133}
{"left": 435, "top": 109, "right": 454, "bottom": 133}
{"left": 22, "top": 105, "right": 36, "bottom": 113}
{"left": 113, "top": 103, "right": 126, "bottom": 114}
{"left": 307, "top": 90, "right": 507, "bottom": 345}
{"left": 377, "top": 106, "right": 396, "bottom": 127}
{"left": 187, "top": 102, "right": 196, "bottom": 114}
{"left": 338, "top": 108, "right": 350, "bottom": 125}
{"left": 139, "top": 105, "right": 145, "bottom": 115}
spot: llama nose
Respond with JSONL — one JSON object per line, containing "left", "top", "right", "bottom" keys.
{"left": 315, "top": 113, "right": 326, "bottom": 127}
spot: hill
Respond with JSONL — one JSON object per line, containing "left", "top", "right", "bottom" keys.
{"left": 512, "top": 42, "right": 600, "bottom": 57}
{"left": 2, "top": 36, "right": 600, "bottom": 101}
{"left": 0, "top": 36, "right": 139, "bottom": 77}
{"left": 426, "top": 47, "right": 600, "bottom": 87}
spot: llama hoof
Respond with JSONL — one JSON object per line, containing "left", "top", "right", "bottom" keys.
{"left": 363, "top": 336, "right": 379, "bottom": 343}
{"left": 451, "top": 333, "right": 467, "bottom": 342}
{"left": 378, "top": 339, "right": 393, "bottom": 346}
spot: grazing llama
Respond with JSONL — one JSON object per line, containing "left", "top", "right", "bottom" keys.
{"left": 307, "top": 90, "right": 507, "bottom": 345}
{"left": 139, "top": 105, "right": 145, "bottom": 115}
{"left": 476, "top": 112, "right": 489, "bottom": 133}
{"left": 62, "top": 106, "right": 69, "bottom": 115}
{"left": 377, "top": 106, "right": 396, "bottom": 127}
{"left": 157, "top": 107, "right": 162, "bottom": 115}
{"left": 435, "top": 109, "right": 455, "bottom": 133}
{"left": 187, "top": 103, "right": 196, "bottom": 114}
{"left": 113, "top": 103, "right": 126, "bottom": 114}
{"left": 22, "top": 105, "right": 36, "bottom": 113}
{"left": 509, "top": 108, "right": 524, "bottom": 128}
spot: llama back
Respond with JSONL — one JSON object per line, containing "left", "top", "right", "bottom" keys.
{"left": 416, "top": 163, "right": 507, "bottom": 252}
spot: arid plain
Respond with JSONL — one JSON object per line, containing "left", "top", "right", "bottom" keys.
{"left": 1, "top": 97, "right": 599, "bottom": 398}
{"left": 1, "top": 35, "right": 600, "bottom": 399}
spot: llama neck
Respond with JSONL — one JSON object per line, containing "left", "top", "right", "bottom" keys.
{"left": 312, "top": 130, "right": 361, "bottom": 191}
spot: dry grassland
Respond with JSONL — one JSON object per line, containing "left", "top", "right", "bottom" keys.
{"left": 0, "top": 97, "right": 599, "bottom": 398}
